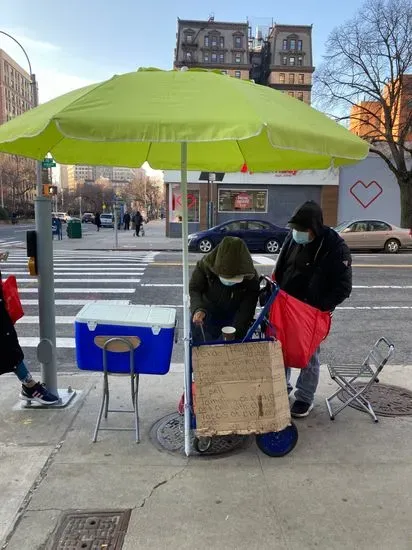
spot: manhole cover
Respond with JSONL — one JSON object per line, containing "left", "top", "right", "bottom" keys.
{"left": 150, "top": 413, "right": 250, "bottom": 457}
{"left": 47, "top": 509, "right": 131, "bottom": 550}
{"left": 337, "top": 383, "right": 412, "bottom": 417}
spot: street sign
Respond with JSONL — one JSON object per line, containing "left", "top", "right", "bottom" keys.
{"left": 42, "top": 158, "right": 56, "bottom": 169}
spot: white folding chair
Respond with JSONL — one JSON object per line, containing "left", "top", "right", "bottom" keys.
{"left": 325, "top": 337, "right": 395, "bottom": 422}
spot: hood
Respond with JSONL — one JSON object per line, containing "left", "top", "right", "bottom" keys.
{"left": 288, "top": 200, "right": 324, "bottom": 236}
{"left": 202, "top": 236, "right": 256, "bottom": 279}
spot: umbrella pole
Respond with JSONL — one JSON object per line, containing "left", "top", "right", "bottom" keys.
{"left": 181, "top": 142, "right": 192, "bottom": 457}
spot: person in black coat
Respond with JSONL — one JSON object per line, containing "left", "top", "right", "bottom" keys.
{"left": 123, "top": 212, "right": 131, "bottom": 231}
{"left": 133, "top": 211, "right": 143, "bottom": 237}
{"left": 95, "top": 212, "right": 101, "bottom": 231}
{"left": 0, "top": 265, "right": 59, "bottom": 404}
{"left": 274, "top": 201, "right": 352, "bottom": 418}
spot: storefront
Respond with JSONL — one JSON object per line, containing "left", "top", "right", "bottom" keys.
{"left": 165, "top": 169, "right": 339, "bottom": 237}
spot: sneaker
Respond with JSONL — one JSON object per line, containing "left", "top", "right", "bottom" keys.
{"left": 291, "top": 400, "right": 313, "bottom": 418}
{"left": 20, "top": 383, "right": 59, "bottom": 405}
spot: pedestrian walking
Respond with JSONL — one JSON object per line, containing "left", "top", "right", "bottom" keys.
{"left": 0, "top": 262, "right": 59, "bottom": 405}
{"left": 123, "top": 212, "right": 131, "bottom": 231}
{"left": 274, "top": 201, "right": 352, "bottom": 418}
{"left": 133, "top": 210, "right": 143, "bottom": 237}
{"left": 95, "top": 212, "right": 101, "bottom": 232}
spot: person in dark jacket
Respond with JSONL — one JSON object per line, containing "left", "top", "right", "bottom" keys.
{"left": 0, "top": 266, "right": 59, "bottom": 404}
{"left": 123, "top": 212, "right": 131, "bottom": 231}
{"left": 133, "top": 211, "right": 143, "bottom": 237}
{"left": 190, "top": 236, "right": 260, "bottom": 342}
{"left": 95, "top": 212, "right": 101, "bottom": 231}
{"left": 274, "top": 201, "right": 352, "bottom": 418}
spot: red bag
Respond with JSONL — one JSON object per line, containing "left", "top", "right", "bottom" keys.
{"left": 267, "top": 290, "right": 331, "bottom": 368}
{"left": 1, "top": 275, "right": 24, "bottom": 324}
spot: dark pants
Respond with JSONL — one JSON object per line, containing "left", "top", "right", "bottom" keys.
{"left": 124, "top": 222, "right": 130, "bottom": 230}
{"left": 135, "top": 224, "right": 141, "bottom": 236}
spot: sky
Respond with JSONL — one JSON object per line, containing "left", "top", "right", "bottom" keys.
{"left": 1, "top": 0, "right": 365, "bottom": 103}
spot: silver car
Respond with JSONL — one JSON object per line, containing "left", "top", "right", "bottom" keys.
{"left": 335, "top": 219, "right": 412, "bottom": 253}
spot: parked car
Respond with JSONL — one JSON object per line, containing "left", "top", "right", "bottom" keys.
{"left": 188, "top": 219, "right": 290, "bottom": 254}
{"left": 53, "top": 212, "right": 71, "bottom": 223}
{"left": 100, "top": 213, "right": 114, "bottom": 228}
{"left": 81, "top": 212, "right": 95, "bottom": 224}
{"left": 335, "top": 219, "right": 412, "bottom": 253}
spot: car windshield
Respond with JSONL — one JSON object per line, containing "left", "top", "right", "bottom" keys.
{"left": 334, "top": 221, "right": 350, "bottom": 232}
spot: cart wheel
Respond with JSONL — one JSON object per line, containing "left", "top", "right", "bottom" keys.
{"left": 255, "top": 423, "right": 298, "bottom": 457}
{"left": 193, "top": 436, "right": 212, "bottom": 453}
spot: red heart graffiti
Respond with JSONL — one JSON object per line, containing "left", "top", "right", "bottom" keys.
{"left": 350, "top": 180, "right": 383, "bottom": 209}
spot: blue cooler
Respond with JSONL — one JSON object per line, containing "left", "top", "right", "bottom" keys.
{"left": 75, "top": 302, "right": 177, "bottom": 374}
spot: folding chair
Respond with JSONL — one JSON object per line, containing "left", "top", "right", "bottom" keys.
{"left": 325, "top": 337, "right": 395, "bottom": 422}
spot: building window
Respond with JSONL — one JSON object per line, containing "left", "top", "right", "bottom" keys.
{"left": 220, "top": 36, "right": 225, "bottom": 48}
{"left": 234, "top": 35, "right": 243, "bottom": 48}
{"left": 289, "top": 73, "right": 295, "bottom": 84}
{"left": 203, "top": 52, "right": 210, "bottom": 62}
{"left": 290, "top": 57, "right": 296, "bottom": 66}
{"left": 219, "top": 53, "right": 225, "bottom": 63}
{"left": 204, "top": 36, "right": 209, "bottom": 47}
{"left": 221, "top": 70, "right": 228, "bottom": 75}
{"left": 185, "top": 51, "right": 192, "bottom": 61}
{"left": 298, "top": 57, "right": 303, "bottom": 66}
{"left": 282, "top": 56, "right": 287, "bottom": 65}
{"left": 288, "top": 91, "right": 294, "bottom": 97}
{"left": 298, "top": 73, "right": 304, "bottom": 84}
{"left": 279, "top": 73, "right": 285, "bottom": 84}
{"left": 235, "top": 71, "right": 241, "bottom": 78}
{"left": 235, "top": 53, "right": 242, "bottom": 63}
{"left": 298, "top": 40, "right": 303, "bottom": 51}
{"left": 282, "top": 39, "right": 288, "bottom": 50}
{"left": 211, "top": 35, "right": 218, "bottom": 47}
{"left": 185, "top": 33, "right": 194, "bottom": 43}
{"left": 218, "top": 189, "right": 268, "bottom": 213}
{"left": 290, "top": 39, "right": 296, "bottom": 50}
{"left": 211, "top": 53, "right": 217, "bottom": 62}
{"left": 297, "top": 92, "right": 304, "bottom": 101}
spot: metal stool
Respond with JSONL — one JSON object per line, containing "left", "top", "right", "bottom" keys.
{"left": 92, "top": 336, "right": 141, "bottom": 443}
{"left": 325, "top": 337, "right": 395, "bottom": 422}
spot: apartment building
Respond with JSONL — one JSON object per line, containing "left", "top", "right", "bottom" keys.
{"left": 174, "top": 17, "right": 251, "bottom": 79}
{"left": 266, "top": 24, "right": 314, "bottom": 104}
{"left": 0, "top": 49, "right": 34, "bottom": 125}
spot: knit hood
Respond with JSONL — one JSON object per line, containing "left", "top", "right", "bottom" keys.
{"left": 202, "top": 236, "right": 256, "bottom": 279}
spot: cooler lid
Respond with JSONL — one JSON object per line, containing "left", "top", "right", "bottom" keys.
{"left": 75, "top": 302, "right": 176, "bottom": 328}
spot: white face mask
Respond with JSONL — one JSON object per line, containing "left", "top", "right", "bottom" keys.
{"left": 219, "top": 276, "right": 242, "bottom": 286}
{"left": 292, "top": 229, "right": 312, "bottom": 245}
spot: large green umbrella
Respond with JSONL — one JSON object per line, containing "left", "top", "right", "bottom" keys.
{"left": 0, "top": 68, "right": 368, "bottom": 454}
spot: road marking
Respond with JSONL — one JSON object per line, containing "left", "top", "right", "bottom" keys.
{"left": 4, "top": 270, "right": 145, "bottom": 276}
{"left": 252, "top": 255, "right": 277, "bottom": 265}
{"left": 19, "top": 288, "right": 135, "bottom": 294}
{"left": 140, "top": 283, "right": 183, "bottom": 287}
{"left": 353, "top": 264, "right": 412, "bottom": 268}
{"left": 353, "top": 285, "right": 412, "bottom": 289}
{"left": 337, "top": 306, "right": 412, "bottom": 310}
{"left": 19, "top": 337, "right": 76, "bottom": 348}
{"left": 16, "top": 278, "right": 142, "bottom": 283}
{"left": 20, "top": 299, "right": 131, "bottom": 306}
{"left": 17, "top": 316, "right": 75, "bottom": 324}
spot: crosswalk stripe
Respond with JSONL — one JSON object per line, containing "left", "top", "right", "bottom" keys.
{"left": 3, "top": 270, "right": 145, "bottom": 276}
{"left": 19, "top": 288, "right": 136, "bottom": 293}
{"left": 21, "top": 299, "right": 131, "bottom": 306}
{"left": 17, "top": 316, "right": 75, "bottom": 324}
{"left": 19, "top": 337, "right": 76, "bottom": 348}
{"left": 252, "top": 255, "right": 278, "bottom": 265}
{"left": 17, "top": 278, "right": 142, "bottom": 283}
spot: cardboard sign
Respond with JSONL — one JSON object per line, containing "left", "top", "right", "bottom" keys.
{"left": 192, "top": 340, "right": 291, "bottom": 436}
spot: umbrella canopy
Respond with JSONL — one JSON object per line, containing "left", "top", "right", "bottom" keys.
{"left": 0, "top": 68, "right": 368, "bottom": 170}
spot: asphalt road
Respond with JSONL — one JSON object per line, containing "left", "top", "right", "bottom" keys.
{"left": 1, "top": 225, "right": 412, "bottom": 374}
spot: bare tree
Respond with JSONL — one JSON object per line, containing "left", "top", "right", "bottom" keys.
{"left": 0, "top": 153, "right": 36, "bottom": 213}
{"left": 315, "top": 0, "right": 412, "bottom": 227}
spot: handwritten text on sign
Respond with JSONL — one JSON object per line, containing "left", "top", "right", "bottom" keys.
{"left": 192, "top": 341, "right": 290, "bottom": 436}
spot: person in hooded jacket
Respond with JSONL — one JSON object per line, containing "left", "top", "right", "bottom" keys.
{"left": 190, "top": 236, "right": 260, "bottom": 342}
{"left": 274, "top": 201, "right": 352, "bottom": 418}
{"left": 0, "top": 265, "right": 59, "bottom": 404}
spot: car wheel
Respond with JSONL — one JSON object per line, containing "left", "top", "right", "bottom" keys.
{"left": 265, "top": 239, "right": 280, "bottom": 254}
{"left": 198, "top": 238, "right": 213, "bottom": 254}
{"left": 384, "top": 238, "right": 400, "bottom": 254}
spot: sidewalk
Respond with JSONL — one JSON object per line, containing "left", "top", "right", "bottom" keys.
{"left": 1, "top": 364, "right": 412, "bottom": 549}
{"left": 53, "top": 219, "right": 183, "bottom": 252}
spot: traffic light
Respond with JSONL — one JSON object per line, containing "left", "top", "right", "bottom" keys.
{"left": 26, "top": 230, "right": 38, "bottom": 276}
{"left": 42, "top": 184, "right": 58, "bottom": 196}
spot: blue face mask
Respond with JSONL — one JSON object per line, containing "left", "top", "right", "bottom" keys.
{"left": 219, "top": 277, "right": 240, "bottom": 286}
{"left": 292, "top": 229, "right": 312, "bottom": 245}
